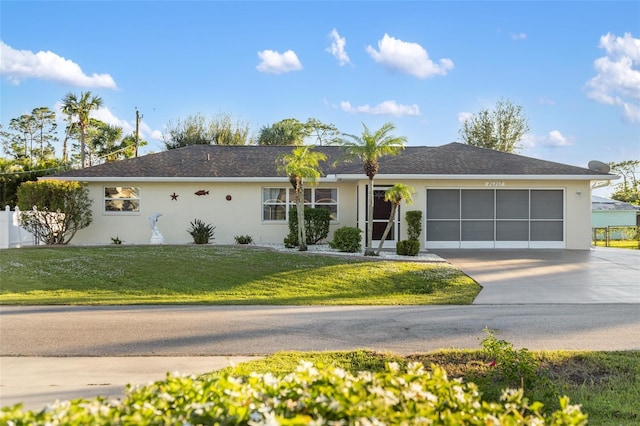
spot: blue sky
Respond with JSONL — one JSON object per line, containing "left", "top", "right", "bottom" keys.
{"left": 1, "top": 1, "right": 638, "bottom": 193}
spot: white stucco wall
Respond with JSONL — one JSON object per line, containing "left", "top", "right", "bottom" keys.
{"left": 68, "top": 178, "right": 594, "bottom": 250}
{"left": 71, "top": 181, "right": 358, "bottom": 246}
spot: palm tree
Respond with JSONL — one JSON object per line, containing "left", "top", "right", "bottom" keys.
{"left": 376, "top": 183, "right": 415, "bottom": 255}
{"left": 61, "top": 91, "right": 103, "bottom": 168}
{"left": 258, "top": 118, "right": 308, "bottom": 146}
{"left": 91, "top": 121, "right": 124, "bottom": 163}
{"left": 336, "top": 122, "right": 407, "bottom": 255}
{"left": 276, "top": 145, "right": 327, "bottom": 251}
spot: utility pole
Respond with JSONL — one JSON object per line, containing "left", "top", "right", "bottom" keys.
{"left": 135, "top": 108, "right": 143, "bottom": 157}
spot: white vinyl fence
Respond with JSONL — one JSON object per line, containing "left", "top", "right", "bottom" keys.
{"left": 0, "top": 206, "right": 37, "bottom": 249}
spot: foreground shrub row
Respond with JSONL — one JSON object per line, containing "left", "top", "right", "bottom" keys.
{"left": 1, "top": 361, "right": 587, "bottom": 425}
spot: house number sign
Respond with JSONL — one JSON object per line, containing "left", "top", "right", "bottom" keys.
{"left": 484, "top": 181, "right": 505, "bottom": 187}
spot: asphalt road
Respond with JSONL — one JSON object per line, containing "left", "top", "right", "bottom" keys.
{"left": 2, "top": 304, "right": 640, "bottom": 356}
{"left": 2, "top": 304, "right": 640, "bottom": 410}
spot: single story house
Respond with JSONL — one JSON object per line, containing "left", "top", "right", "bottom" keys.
{"left": 592, "top": 195, "right": 640, "bottom": 228}
{"left": 591, "top": 195, "right": 640, "bottom": 242}
{"left": 47, "top": 142, "right": 616, "bottom": 250}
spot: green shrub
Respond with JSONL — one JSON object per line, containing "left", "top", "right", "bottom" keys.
{"left": 187, "top": 219, "right": 215, "bottom": 244}
{"left": 480, "top": 328, "right": 540, "bottom": 393}
{"left": 396, "top": 210, "right": 422, "bottom": 256}
{"left": 283, "top": 233, "right": 297, "bottom": 248}
{"left": 0, "top": 361, "right": 587, "bottom": 425}
{"left": 16, "top": 179, "right": 92, "bottom": 245}
{"left": 397, "top": 239, "right": 420, "bottom": 256}
{"left": 406, "top": 210, "right": 422, "bottom": 241}
{"left": 330, "top": 226, "right": 362, "bottom": 253}
{"left": 234, "top": 235, "right": 254, "bottom": 244}
{"left": 287, "top": 207, "right": 331, "bottom": 246}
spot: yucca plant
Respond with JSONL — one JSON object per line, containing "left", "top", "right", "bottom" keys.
{"left": 188, "top": 219, "right": 215, "bottom": 244}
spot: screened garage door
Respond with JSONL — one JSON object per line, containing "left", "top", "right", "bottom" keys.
{"left": 425, "top": 189, "right": 564, "bottom": 248}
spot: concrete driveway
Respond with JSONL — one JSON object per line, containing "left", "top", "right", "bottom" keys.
{"left": 431, "top": 247, "right": 640, "bottom": 304}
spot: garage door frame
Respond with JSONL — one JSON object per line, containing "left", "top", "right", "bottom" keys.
{"left": 425, "top": 188, "right": 566, "bottom": 249}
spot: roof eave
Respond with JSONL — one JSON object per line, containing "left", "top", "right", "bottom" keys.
{"left": 42, "top": 176, "right": 341, "bottom": 183}
{"left": 336, "top": 174, "right": 620, "bottom": 181}
{"left": 43, "top": 174, "right": 618, "bottom": 182}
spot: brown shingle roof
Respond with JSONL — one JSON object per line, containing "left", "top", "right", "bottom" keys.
{"left": 50, "top": 142, "right": 612, "bottom": 179}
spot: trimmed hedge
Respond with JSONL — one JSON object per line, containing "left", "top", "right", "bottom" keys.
{"left": 329, "top": 226, "right": 362, "bottom": 253}
{"left": 397, "top": 239, "right": 420, "bottom": 256}
{"left": 1, "top": 362, "right": 587, "bottom": 425}
{"left": 286, "top": 207, "right": 331, "bottom": 246}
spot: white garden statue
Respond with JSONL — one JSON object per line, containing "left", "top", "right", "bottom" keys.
{"left": 149, "top": 213, "right": 164, "bottom": 244}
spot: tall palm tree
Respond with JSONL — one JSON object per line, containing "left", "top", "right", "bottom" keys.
{"left": 336, "top": 122, "right": 407, "bottom": 255}
{"left": 376, "top": 183, "right": 415, "bottom": 255}
{"left": 61, "top": 91, "right": 103, "bottom": 168}
{"left": 277, "top": 145, "right": 327, "bottom": 251}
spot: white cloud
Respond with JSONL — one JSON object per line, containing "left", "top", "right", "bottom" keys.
{"left": 340, "top": 100, "right": 420, "bottom": 116}
{"left": 457, "top": 112, "right": 473, "bottom": 124}
{"left": 93, "top": 108, "right": 163, "bottom": 141}
{"left": 326, "top": 28, "right": 351, "bottom": 66}
{"left": 145, "top": 125, "right": 164, "bottom": 141}
{"left": 511, "top": 32, "right": 527, "bottom": 40}
{"left": 524, "top": 131, "right": 572, "bottom": 149}
{"left": 586, "top": 32, "right": 640, "bottom": 123}
{"left": 544, "top": 130, "right": 572, "bottom": 147}
{"left": 54, "top": 101, "right": 162, "bottom": 141}
{"left": 256, "top": 49, "right": 302, "bottom": 74}
{"left": 520, "top": 133, "right": 537, "bottom": 150}
{"left": 0, "top": 41, "right": 117, "bottom": 88}
{"left": 600, "top": 32, "right": 640, "bottom": 61}
{"left": 366, "top": 33, "right": 454, "bottom": 79}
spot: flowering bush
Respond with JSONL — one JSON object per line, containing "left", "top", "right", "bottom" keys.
{"left": 1, "top": 361, "right": 587, "bottom": 425}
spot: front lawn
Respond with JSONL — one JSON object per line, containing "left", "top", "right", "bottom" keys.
{"left": 0, "top": 245, "right": 480, "bottom": 305}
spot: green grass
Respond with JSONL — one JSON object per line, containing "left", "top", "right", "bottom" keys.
{"left": 218, "top": 349, "right": 640, "bottom": 426}
{"left": 0, "top": 245, "right": 480, "bottom": 305}
{"left": 592, "top": 240, "right": 640, "bottom": 249}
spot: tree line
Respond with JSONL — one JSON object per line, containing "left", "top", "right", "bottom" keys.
{"left": 2, "top": 93, "right": 637, "bottom": 208}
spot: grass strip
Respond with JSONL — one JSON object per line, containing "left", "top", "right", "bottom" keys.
{"left": 220, "top": 349, "right": 640, "bottom": 426}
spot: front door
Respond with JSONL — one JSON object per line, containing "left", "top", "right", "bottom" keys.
{"left": 367, "top": 187, "right": 398, "bottom": 248}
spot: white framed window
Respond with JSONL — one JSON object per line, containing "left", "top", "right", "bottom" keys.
{"left": 104, "top": 187, "right": 140, "bottom": 213}
{"left": 263, "top": 187, "right": 338, "bottom": 221}
{"left": 263, "top": 188, "right": 288, "bottom": 221}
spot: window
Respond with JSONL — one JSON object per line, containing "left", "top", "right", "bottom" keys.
{"left": 104, "top": 187, "right": 140, "bottom": 213}
{"left": 309, "top": 188, "right": 338, "bottom": 220}
{"left": 263, "top": 188, "right": 288, "bottom": 221}
{"left": 263, "top": 187, "right": 338, "bottom": 221}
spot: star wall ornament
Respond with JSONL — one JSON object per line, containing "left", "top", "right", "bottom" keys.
{"left": 170, "top": 192, "right": 179, "bottom": 201}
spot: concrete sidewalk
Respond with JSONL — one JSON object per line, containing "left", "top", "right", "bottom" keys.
{"left": 0, "top": 356, "right": 260, "bottom": 411}
{"left": 431, "top": 247, "right": 640, "bottom": 304}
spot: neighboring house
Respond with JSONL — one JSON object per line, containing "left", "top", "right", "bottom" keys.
{"left": 592, "top": 195, "right": 640, "bottom": 230}
{"left": 47, "top": 143, "right": 616, "bottom": 250}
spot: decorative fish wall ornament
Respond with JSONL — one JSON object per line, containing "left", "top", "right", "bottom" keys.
{"left": 195, "top": 190, "right": 210, "bottom": 196}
